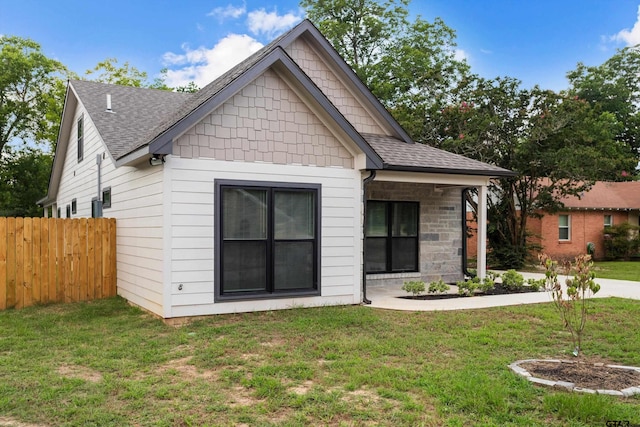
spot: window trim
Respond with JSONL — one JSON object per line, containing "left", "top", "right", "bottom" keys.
{"left": 77, "top": 115, "right": 84, "bottom": 162}
{"left": 604, "top": 214, "right": 613, "bottom": 228}
{"left": 365, "top": 200, "right": 420, "bottom": 274}
{"left": 214, "top": 179, "right": 321, "bottom": 302}
{"left": 558, "top": 214, "right": 571, "bottom": 241}
{"left": 71, "top": 198, "right": 77, "bottom": 215}
{"left": 66, "top": 204, "right": 71, "bottom": 218}
{"left": 102, "top": 187, "right": 111, "bottom": 209}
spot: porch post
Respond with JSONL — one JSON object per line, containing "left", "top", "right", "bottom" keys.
{"left": 476, "top": 185, "right": 488, "bottom": 279}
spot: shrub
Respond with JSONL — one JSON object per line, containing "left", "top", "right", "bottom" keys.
{"left": 526, "top": 278, "right": 545, "bottom": 292}
{"left": 428, "top": 279, "right": 450, "bottom": 295}
{"left": 540, "top": 253, "right": 601, "bottom": 356}
{"left": 478, "top": 277, "right": 495, "bottom": 293}
{"left": 402, "top": 281, "right": 425, "bottom": 297}
{"left": 500, "top": 269, "right": 525, "bottom": 291}
{"left": 603, "top": 222, "right": 640, "bottom": 260}
{"left": 457, "top": 277, "right": 480, "bottom": 296}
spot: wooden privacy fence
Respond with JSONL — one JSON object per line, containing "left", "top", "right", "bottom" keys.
{"left": 0, "top": 217, "right": 116, "bottom": 310}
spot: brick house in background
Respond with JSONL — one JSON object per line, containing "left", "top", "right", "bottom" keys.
{"left": 467, "top": 181, "right": 640, "bottom": 262}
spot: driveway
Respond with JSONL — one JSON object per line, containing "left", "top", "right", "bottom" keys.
{"left": 365, "top": 272, "right": 640, "bottom": 311}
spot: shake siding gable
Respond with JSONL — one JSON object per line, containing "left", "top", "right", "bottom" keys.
{"left": 174, "top": 68, "right": 354, "bottom": 169}
{"left": 285, "top": 38, "right": 386, "bottom": 136}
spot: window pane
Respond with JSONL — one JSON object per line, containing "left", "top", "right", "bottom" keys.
{"left": 558, "top": 215, "right": 568, "bottom": 227}
{"left": 392, "top": 203, "right": 418, "bottom": 237}
{"left": 391, "top": 237, "right": 418, "bottom": 271}
{"left": 274, "top": 191, "right": 315, "bottom": 239}
{"left": 222, "top": 241, "right": 267, "bottom": 293}
{"left": 223, "top": 188, "right": 267, "bottom": 239}
{"left": 365, "top": 238, "right": 387, "bottom": 272}
{"left": 559, "top": 228, "right": 569, "bottom": 240}
{"left": 366, "top": 202, "right": 387, "bottom": 237}
{"left": 274, "top": 242, "right": 314, "bottom": 290}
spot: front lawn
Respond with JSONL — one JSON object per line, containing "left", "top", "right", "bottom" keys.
{"left": 593, "top": 261, "right": 640, "bottom": 281}
{"left": 0, "top": 297, "right": 639, "bottom": 426}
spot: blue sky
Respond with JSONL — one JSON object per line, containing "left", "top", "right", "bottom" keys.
{"left": 1, "top": 0, "right": 639, "bottom": 91}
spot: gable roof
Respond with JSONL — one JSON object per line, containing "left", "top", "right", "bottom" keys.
{"left": 561, "top": 181, "right": 640, "bottom": 210}
{"left": 41, "top": 19, "right": 514, "bottom": 206}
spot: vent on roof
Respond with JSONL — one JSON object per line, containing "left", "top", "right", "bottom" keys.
{"left": 106, "top": 94, "right": 114, "bottom": 113}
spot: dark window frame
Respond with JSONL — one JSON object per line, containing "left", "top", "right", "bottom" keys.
{"left": 365, "top": 200, "right": 419, "bottom": 274}
{"left": 214, "top": 179, "right": 321, "bottom": 302}
{"left": 57, "top": 207, "right": 61, "bottom": 218}
{"left": 102, "top": 187, "right": 111, "bottom": 209}
{"left": 66, "top": 205, "right": 71, "bottom": 218}
{"left": 77, "top": 115, "right": 84, "bottom": 162}
{"left": 71, "top": 198, "right": 77, "bottom": 215}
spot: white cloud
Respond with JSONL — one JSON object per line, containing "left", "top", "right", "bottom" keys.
{"left": 247, "top": 8, "right": 303, "bottom": 38}
{"left": 454, "top": 49, "right": 468, "bottom": 62}
{"left": 611, "top": 5, "right": 640, "bottom": 46}
{"left": 480, "top": 48, "right": 493, "bottom": 55}
{"left": 207, "top": 3, "right": 246, "bottom": 22}
{"left": 162, "top": 34, "right": 263, "bottom": 88}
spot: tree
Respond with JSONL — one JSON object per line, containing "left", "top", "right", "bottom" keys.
{"left": 85, "top": 59, "right": 199, "bottom": 92}
{"left": 0, "top": 36, "right": 67, "bottom": 153}
{"left": 567, "top": 45, "right": 640, "bottom": 161}
{"left": 0, "top": 146, "right": 52, "bottom": 217}
{"left": 436, "top": 76, "right": 636, "bottom": 267}
{"left": 302, "top": 0, "right": 469, "bottom": 137}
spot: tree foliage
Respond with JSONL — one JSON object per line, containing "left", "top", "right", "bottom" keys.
{"left": 302, "top": 0, "right": 469, "bottom": 134}
{"left": 567, "top": 45, "right": 640, "bottom": 160}
{"left": 437, "top": 77, "right": 636, "bottom": 267}
{"left": 0, "top": 35, "right": 67, "bottom": 153}
{"left": 0, "top": 147, "right": 52, "bottom": 217}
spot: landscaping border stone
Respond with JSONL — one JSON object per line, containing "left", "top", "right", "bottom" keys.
{"left": 509, "top": 359, "right": 640, "bottom": 396}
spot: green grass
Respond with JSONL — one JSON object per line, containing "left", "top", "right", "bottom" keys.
{"left": 593, "top": 261, "right": 640, "bottom": 281}
{"left": 1, "top": 297, "right": 639, "bottom": 426}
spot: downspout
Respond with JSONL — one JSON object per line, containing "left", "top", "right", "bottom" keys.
{"left": 96, "top": 154, "right": 102, "bottom": 217}
{"left": 462, "top": 187, "right": 475, "bottom": 278}
{"left": 362, "top": 170, "right": 376, "bottom": 304}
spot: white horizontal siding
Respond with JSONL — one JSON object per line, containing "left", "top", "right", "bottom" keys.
{"left": 54, "top": 100, "right": 165, "bottom": 317}
{"left": 167, "top": 157, "right": 362, "bottom": 315}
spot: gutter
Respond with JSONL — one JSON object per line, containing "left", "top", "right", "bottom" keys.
{"left": 361, "top": 170, "right": 376, "bottom": 304}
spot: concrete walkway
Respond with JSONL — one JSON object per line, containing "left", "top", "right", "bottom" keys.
{"left": 365, "top": 272, "right": 640, "bottom": 311}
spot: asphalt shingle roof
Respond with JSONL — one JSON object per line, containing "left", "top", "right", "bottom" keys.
{"left": 70, "top": 79, "right": 191, "bottom": 159}
{"left": 363, "top": 134, "right": 513, "bottom": 175}
{"left": 561, "top": 181, "right": 640, "bottom": 209}
{"left": 67, "top": 20, "right": 512, "bottom": 177}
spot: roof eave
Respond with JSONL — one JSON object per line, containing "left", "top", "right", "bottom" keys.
{"left": 382, "top": 163, "right": 517, "bottom": 177}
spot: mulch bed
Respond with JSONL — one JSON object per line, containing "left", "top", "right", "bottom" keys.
{"left": 398, "top": 284, "right": 540, "bottom": 300}
{"left": 520, "top": 359, "right": 640, "bottom": 391}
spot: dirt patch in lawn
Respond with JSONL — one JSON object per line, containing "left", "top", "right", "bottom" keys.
{"left": 57, "top": 364, "right": 103, "bottom": 383}
{"left": 519, "top": 358, "right": 640, "bottom": 391}
{"left": 0, "top": 417, "right": 48, "bottom": 427}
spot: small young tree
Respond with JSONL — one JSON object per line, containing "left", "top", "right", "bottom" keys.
{"left": 540, "top": 254, "right": 601, "bottom": 356}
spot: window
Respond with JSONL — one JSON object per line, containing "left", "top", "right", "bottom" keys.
{"left": 66, "top": 205, "right": 71, "bottom": 218}
{"left": 57, "top": 207, "right": 61, "bottom": 218}
{"left": 365, "top": 201, "right": 419, "bottom": 273}
{"left": 71, "top": 199, "right": 77, "bottom": 215}
{"left": 102, "top": 187, "right": 111, "bottom": 209}
{"left": 604, "top": 214, "right": 613, "bottom": 227}
{"left": 77, "top": 115, "right": 84, "bottom": 162}
{"left": 558, "top": 214, "right": 571, "bottom": 240}
{"left": 216, "top": 181, "right": 320, "bottom": 300}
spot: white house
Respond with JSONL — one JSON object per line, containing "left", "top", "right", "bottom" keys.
{"left": 38, "top": 20, "right": 512, "bottom": 318}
